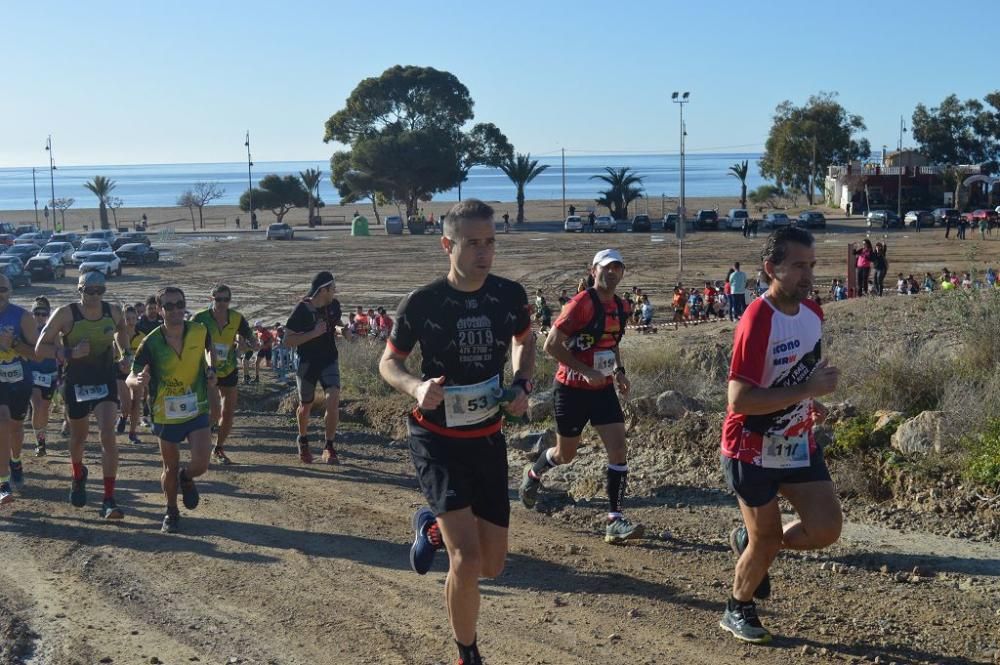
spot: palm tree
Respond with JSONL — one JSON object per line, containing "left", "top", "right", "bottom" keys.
{"left": 728, "top": 160, "right": 749, "bottom": 209}
{"left": 83, "top": 176, "right": 116, "bottom": 230}
{"left": 590, "top": 167, "right": 644, "bottom": 220}
{"left": 300, "top": 168, "right": 322, "bottom": 225}
{"left": 500, "top": 153, "right": 549, "bottom": 224}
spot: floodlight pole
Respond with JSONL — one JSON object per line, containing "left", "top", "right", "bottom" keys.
{"left": 672, "top": 92, "right": 690, "bottom": 275}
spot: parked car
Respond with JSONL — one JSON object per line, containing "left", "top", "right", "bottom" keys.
{"left": 5, "top": 244, "right": 41, "bottom": 261}
{"left": 0, "top": 223, "right": 15, "bottom": 236}
{"left": 971, "top": 209, "right": 998, "bottom": 225}
{"left": 630, "top": 214, "right": 651, "bottom": 232}
{"left": 866, "top": 210, "right": 901, "bottom": 228}
{"left": 384, "top": 216, "right": 404, "bottom": 235}
{"left": 50, "top": 232, "right": 82, "bottom": 248}
{"left": 71, "top": 240, "right": 114, "bottom": 265}
{"left": 0, "top": 234, "right": 15, "bottom": 248}
{"left": 797, "top": 211, "right": 827, "bottom": 229}
{"left": 763, "top": 212, "right": 792, "bottom": 229}
{"left": 695, "top": 210, "right": 719, "bottom": 230}
{"left": 37, "top": 242, "right": 75, "bottom": 264}
{"left": 265, "top": 223, "right": 294, "bottom": 240}
{"left": 26, "top": 254, "right": 65, "bottom": 281}
{"left": 14, "top": 225, "right": 38, "bottom": 237}
{"left": 725, "top": 209, "right": 750, "bottom": 230}
{"left": 112, "top": 232, "right": 151, "bottom": 249}
{"left": 931, "top": 208, "right": 961, "bottom": 226}
{"left": 662, "top": 213, "right": 679, "bottom": 231}
{"left": 86, "top": 230, "right": 116, "bottom": 244}
{"left": 593, "top": 215, "right": 616, "bottom": 232}
{"left": 79, "top": 252, "right": 122, "bottom": 278}
{"left": 115, "top": 243, "right": 160, "bottom": 265}
{"left": 564, "top": 215, "right": 584, "bottom": 232}
{"left": 904, "top": 210, "right": 935, "bottom": 227}
{"left": 0, "top": 257, "right": 31, "bottom": 288}
{"left": 14, "top": 234, "right": 43, "bottom": 246}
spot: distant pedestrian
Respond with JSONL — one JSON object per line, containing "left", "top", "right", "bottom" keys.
{"left": 235, "top": 216, "right": 241, "bottom": 229}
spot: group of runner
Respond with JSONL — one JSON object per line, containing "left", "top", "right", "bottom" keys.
{"left": 0, "top": 199, "right": 843, "bottom": 663}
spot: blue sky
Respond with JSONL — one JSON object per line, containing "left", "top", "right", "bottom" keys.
{"left": 2, "top": 0, "right": 996, "bottom": 168}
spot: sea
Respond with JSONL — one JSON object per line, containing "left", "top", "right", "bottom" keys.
{"left": 0, "top": 153, "right": 765, "bottom": 212}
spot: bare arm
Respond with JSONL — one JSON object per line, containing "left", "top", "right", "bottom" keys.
{"left": 510, "top": 330, "right": 535, "bottom": 383}
{"left": 728, "top": 360, "right": 839, "bottom": 415}
{"left": 16, "top": 311, "right": 39, "bottom": 362}
{"left": 34, "top": 306, "right": 72, "bottom": 360}
{"left": 378, "top": 345, "right": 425, "bottom": 401}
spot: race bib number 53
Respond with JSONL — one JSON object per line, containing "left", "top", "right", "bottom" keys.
{"left": 443, "top": 375, "right": 501, "bottom": 428}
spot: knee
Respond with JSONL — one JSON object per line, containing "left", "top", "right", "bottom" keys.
{"left": 809, "top": 512, "right": 843, "bottom": 547}
{"left": 187, "top": 460, "right": 209, "bottom": 477}
{"left": 449, "top": 548, "right": 483, "bottom": 582}
{"left": 748, "top": 528, "right": 784, "bottom": 557}
{"left": 297, "top": 401, "right": 313, "bottom": 413}
{"left": 480, "top": 554, "right": 506, "bottom": 579}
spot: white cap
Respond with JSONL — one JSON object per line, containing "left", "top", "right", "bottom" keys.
{"left": 592, "top": 248, "right": 625, "bottom": 268}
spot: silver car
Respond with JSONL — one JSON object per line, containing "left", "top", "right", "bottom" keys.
{"left": 265, "top": 223, "right": 294, "bottom": 240}
{"left": 594, "top": 215, "right": 616, "bottom": 232}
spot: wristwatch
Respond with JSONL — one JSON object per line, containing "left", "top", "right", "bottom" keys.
{"left": 512, "top": 377, "right": 534, "bottom": 395}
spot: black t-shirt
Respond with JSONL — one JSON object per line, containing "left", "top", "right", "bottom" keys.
{"left": 390, "top": 274, "right": 531, "bottom": 432}
{"left": 286, "top": 299, "right": 342, "bottom": 366}
{"left": 136, "top": 316, "right": 162, "bottom": 336}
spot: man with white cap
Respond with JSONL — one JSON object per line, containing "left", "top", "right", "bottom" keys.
{"left": 520, "top": 248, "right": 645, "bottom": 544}
{"left": 36, "top": 270, "right": 129, "bottom": 520}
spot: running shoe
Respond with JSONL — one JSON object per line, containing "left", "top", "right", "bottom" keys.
{"left": 212, "top": 447, "right": 232, "bottom": 465}
{"left": 519, "top": 465, "right": 541, "bottom": 510}
{"left": 410, "top": 507, "right": 442, "bottom": 575}
{"left": 604, "top": 516, "right": 645, "bottom": 544}
{"left": 297, "top": 436, "right": 313, "bottom": 464}
{"left": 321, "top": 445, "right": 339, "bottom": 465}
{"left": 101, "top": 497, "right": 124, "bottom": 520}
{"left": 161, "top": 508, "right": 180, "bottom": 533}
{"left": 719, "top": 599, "right": 772, "bottom": 644}
{"left": 9, "top": 461, "right": 24, "bottom": 490}
{"left": 35, "top": 440, "right": 47, "bottom": 457}
{"left": 70, "top": 466, "right": 88, "bottom": 507}
{"left": 141, "top": 417, "right": 152, "bottom": 429}
{"left": 729, "top": 525, "right": 771, "bottom": 600}
{"left": 179, "top": 470, "right": 199, "bottom": 510}
{"left": 211, "top": 423, "right": 219, "bottom": 434}
{"left": 128, "top": 433, "right": 141, "bottom": 445}
{"left": 0, "top": 482, "right": 12, "bottom": 506}
{"left": 115, "top": 415, "right": 127, "bottom": 434}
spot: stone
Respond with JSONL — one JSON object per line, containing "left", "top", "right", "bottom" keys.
{"left": 872, "top": 410, "right": 905, "bottom": 432}
{"left": 655, "top": 390, "right": 698, "bottom": 419}
{"left": 527, "top": 390, "right": 554, "bottom": 422}
{"left": 891, "top": 411, "right": 948, "bottom": 454}
{"left": 509, "top": 430, "right": 554, "bottom": 453}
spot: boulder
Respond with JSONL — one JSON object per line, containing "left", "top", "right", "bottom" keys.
{"left": 873, "top": 410, "right": 905, "bottom": 432}
{"left": 824, "top": 400, "right": 856, "bottom": 424}
{"left": 891, "top": 411, "right": 948, "bottom": 454}
{"left": 527, "top": 389, "right": 554, "bottom": 422}
{"left": 655, "top": 390, "right": 700, "bottom": 419}
{"left": 509, "top": 429, "right": 556, "bottom": 461}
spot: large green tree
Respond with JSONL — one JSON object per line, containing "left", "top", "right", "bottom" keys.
{"left": 83, "top": 176, "right": 116, "bottom": 230}
{"left": 500, "top": 153, "right": 549, "bottom": 224}
{"left": 728, "top": 160, "right": 750, "bottom": 209}
{"left": 456, "top": 122, "right": 513, "bottom": 200}
{"left": 911, "top": 92, "right": 1000, "bottom": 169}
{"left": 239, "top": 175, "right": 310, "bottom": 223}
{"left": 759, "top": 92, "right": 870, "bottom": 205}
{"left": 591, "top": 167, "right": 644, "bottom": 220}
{"left": 324, "top": 65, "right": 507, "bottom": 217}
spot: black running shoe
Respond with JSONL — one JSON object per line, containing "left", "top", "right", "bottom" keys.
{"left": 179, "top": 470, "right": 199, "bottom": 510}
{"left": 35, "top": 439, "right": 47, "bottom": 457}
{"left": 729, "top": 525, "right": 771, "bottom": 600}
{"left": 9, "top": 461, "right": 24, "bottom": 490}
{"left": 720, "top": 599, "right": 772, "bottom": 644}
{"left": 115, "top": 415, "right": 127, "bottom": 434}
{"left": 70, "top": 466, "right": 88, "bottom": 507}
{"left": 101, "top": 497, "right": 124, "bottom": 520}
{"left": 162, "top": 508, "right": 180, "bottom": 533}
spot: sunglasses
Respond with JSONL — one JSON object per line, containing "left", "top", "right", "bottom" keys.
{"left": 161, "top": 300, "right": 186, "bottom": 312}
{"left": 214, "top": 296, "right": 231, "bottom": 302}
{"left": 79, "top": 287, "right": 106, "bottom": 295}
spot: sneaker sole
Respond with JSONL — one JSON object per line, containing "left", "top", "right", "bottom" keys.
{"left": 604, "top": 523, "right": 646, "bottom": 544}
{"left": 519, "top": 466, "right": 538, "bottom": 509}
{"left": 719, "top": 620, "right": 772, "bottom": 644}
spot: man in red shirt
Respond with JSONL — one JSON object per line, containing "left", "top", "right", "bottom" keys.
{"left": 718, "top": 227, "right": 842, "bottom": 644}
{"left": 519, "top": 249, "right": 643, "bottom": 544}
{"left": 253, "top": 322, "right": 273, "bottom": 383}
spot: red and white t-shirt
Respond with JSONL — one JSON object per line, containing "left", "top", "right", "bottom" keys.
{"left": 554, "top": 290, "right": 624, "bottom": 390}
{"left": 721, "top": 296, "right": 824, "bottom": 465}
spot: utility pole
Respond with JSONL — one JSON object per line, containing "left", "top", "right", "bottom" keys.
{"left": 45, "top": 136, "right": 56, "bottom": 231}
{"left": 245, "top": 131, "right": 254, "bottom": 223}
{"left": 897, "top": 114, "right": 907, "bottom": 219}
{"left": 809, "top": 135, "right": 817, "bottom": 206}
{"left": 561, "top": 148, "right": 566, "bottom": 220}
{"left": 31, "top": 168, "right": 39, "bottom": 227}
{"left": 672, "top": 91, "right": 690, "bottom": 275}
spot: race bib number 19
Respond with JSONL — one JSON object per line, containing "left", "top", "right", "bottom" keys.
{"left": 761, "top": 433, "right": 811, "bottom": 469}
{"left": 593, "top": 349, "right": 617, "bottom": 376}
{"left": 443, "top": 375, "right": 501, "bottom": 428}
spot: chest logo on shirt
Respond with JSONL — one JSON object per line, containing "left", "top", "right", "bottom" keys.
{"left": 772, "top": 338, "right": 800, "bottom": 366}
{"left": 456, "top": 315, "right": 495, "bottom": 363}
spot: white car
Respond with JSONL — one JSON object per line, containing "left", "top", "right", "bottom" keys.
{"left": 79, "top": 252, "right": 122, "bottom": 277}
{"left": 265, "top": 223, "right": 294, "bottom": 240}
{"left": 726, "top": 209, "right": 750, "bottom": 230}
{"left": 594, "top": 215, "right": 616, "bottom": 232}
{"left": 71, "top": 240, "right": 113, "bottom": 264}
{"left": 564, "top": 216, "right": 584, "bottom": 232}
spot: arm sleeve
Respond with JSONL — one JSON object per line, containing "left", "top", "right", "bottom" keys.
{"left": 727, "top": 310, "right": 770, "bottom": 386}
{"left": 285, "top": 303, "right": 309, "bottom": 333}
{"left": 387, "top": 291, "right": 420, "bottom": 356}
{"left": 131, "top": 338, "right": 151, "bottom": 374}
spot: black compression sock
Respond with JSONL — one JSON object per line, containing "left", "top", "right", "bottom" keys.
{"left": 456, "top": 639, "right": 482, "bottom": 665}
{"left": 607, "top": 464, "right": 628, "bottom": 515}
{"left": 530, "top": 447, "right": 557, "bottom": 477}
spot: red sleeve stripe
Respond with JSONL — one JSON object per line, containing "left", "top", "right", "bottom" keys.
{"left": 386, "top": 339, "right": 410, "bottom": 358}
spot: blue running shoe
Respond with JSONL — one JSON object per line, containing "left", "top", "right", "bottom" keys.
{"left": 410, "top": 507, "right": 441, "bottom": 575}
{"left": 70, "top": 466, "right": 88, "bottom": 508}
{"left": 0, "top": 482, "right": 12, "bottom": 506}
{"left": 9, "top": 461, "right": 24, "bottom": 490}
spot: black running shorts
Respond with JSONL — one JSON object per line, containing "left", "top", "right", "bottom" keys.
{"left": 407, "top": 420, "right": 510, "bottom": 528}
{"left": 63, "top": 381, "right": 118, "bottom": 421}
{"left": 0, "top": 383, "right": 31, "bottom": 421}
{"left": 553, "top": 382, "right": 624, "bottom": 438}
{"left": 216, "top": 370, "right": 239, "bottom": 388}
{"left": 721, "top": 446, "right": 832, "bottom": 508}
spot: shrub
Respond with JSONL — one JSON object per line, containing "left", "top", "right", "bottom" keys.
{"left": 962, "top": 419, "right": 1000, "bottom": 489}
{"left": 826, "top": 413, "right": 897, "bottom": 459}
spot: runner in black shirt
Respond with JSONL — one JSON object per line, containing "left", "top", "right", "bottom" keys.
{"left": 284, "top": 271, "right": 343, "bottom": 464}
{"left": 379, "top": 199, "right": 534, "bottom": 665}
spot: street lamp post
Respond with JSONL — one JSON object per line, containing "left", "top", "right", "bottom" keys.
{"left": 31, "top": 168, "right": 39, "bottom": 227}
{"left": 672, "top": 91, "right": 690, "bottom": 274}
{"left": 245, "top": 131, "right": 254, "bottom": 226}
{"left": 45, "top": 135, "right": 56, "bottom": 231}
{"left": 897, "top": 115, "right": 907, "bottom": 219}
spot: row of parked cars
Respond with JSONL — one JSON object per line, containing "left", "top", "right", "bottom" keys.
{"left": 867, "top": 206, "right": 1000, "bottom": 229}
{"left": 564, "top": 208, "right": 829, "bottom": 233}
{"left": 0, "top": 224, "right": 160, "bottom": 289}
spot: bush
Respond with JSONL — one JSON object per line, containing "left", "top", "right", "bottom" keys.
{"left": 962, "top": 419, "right": 1000, "bottom": 489}
{"left": 337, "top": 340, "right": 420, "bottom": 399}
{"left": 826, "top": 413, "right": 897, "bottom": 459}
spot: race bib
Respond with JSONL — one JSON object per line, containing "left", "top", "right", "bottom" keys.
{"left": 75, "top": 383, "right": 109, "bottom": 402}
{"left": 0, "top": 362, "right": 24, "bottom": 383}
{"left": 32, "top": 371, "right": 55, "bottom": 387}
{"left": 443, "top": 375, "right": 501, "bottom": 428}
{"left": 214, "top": 343, "right": 232, "bottom": 360}
{"left": 593, "top": 349, "right": 617, "bottom": 376}
{"left": 761, "top": 433, "right": 811, "bottom": 469}
{"left": 164, "top": 392, "right": 199, "bottom": 419}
